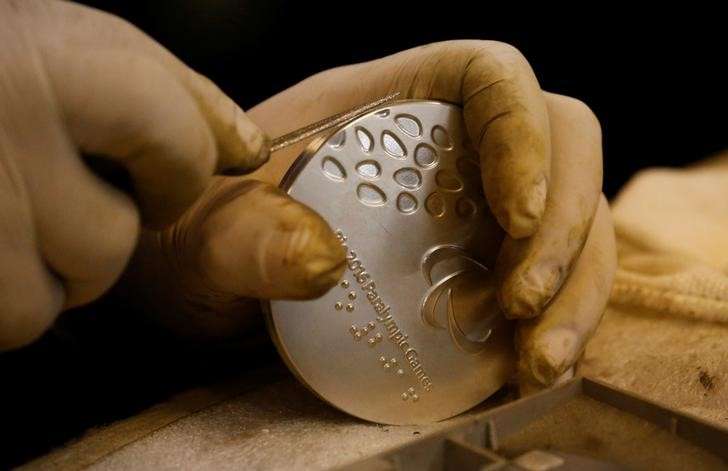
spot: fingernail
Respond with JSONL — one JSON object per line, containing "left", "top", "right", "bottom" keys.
{"left": 220, "top": 133, "right": 270, "bottom": 176}
{"left": 265, "top": 218, "right": 346, "bottom": 298}
{"left": 504, "top": 175, "right": 547, "bottom": 239}
{"left": 527, "top": 327, "right": 579, "bottom": 385}
{"left": 500, "top": 265, "right": 559, "bottom": 319}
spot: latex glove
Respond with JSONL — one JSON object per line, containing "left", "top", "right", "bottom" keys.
{"left": 0, "top": 0, "right": 309, "bottom": 349}
{"left": 140, "top": 41, "right": 617, "bottom": 389}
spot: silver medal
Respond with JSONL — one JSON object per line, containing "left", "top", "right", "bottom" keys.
{"left": 266, "top": 100, "right": 515, "bottom": 425}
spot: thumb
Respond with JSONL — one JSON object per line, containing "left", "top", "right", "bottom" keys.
{"left": 190, "top": 179, "right": 346, "bottom": 300}
{"left": 122, "top": 178, "right": 345, "bottom": 340}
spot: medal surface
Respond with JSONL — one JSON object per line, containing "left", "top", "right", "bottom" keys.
{"left": 266, "top": 100, "right": 515, "bottom": 425}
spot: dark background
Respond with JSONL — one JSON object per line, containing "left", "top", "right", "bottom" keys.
{"left": 2, "top": 1, "right": 726, "bottom": 467}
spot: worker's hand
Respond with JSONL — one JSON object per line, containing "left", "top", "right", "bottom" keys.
{"left": 138, "top": 41, "right": 617, "bottom": 390}
{"left": 0, "top": 0, "right": 310, "bottom": 349}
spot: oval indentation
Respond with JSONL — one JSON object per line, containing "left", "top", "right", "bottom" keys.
{"left": 375, "top": 109, "right": 390, "bottom": 118}
{"left": 431, "top": 125, "right": 453, "bottom": 149}
{"left": 357, "top": 183, "right": 386, "bottom": 206}
{"left": 356, "top": 160, "right": 381, "bottom": 179}
{"left": 414, "top": 143, "right": 438, "bottom": 168}
{"left": 397, "top": 192, "right": 418, "bottom": 214}
{"left": 456, "top": 157, "right": 482, "bottom": 192}
{"left": 356, "top": 127, "right": 374, "bottom": 152}
{"left": 436, "top": 169, "right": 463, "bottom": 192}
{"left": 456, "top": 197, "right": 477, "bottom": 219}
{"left": 425, "top": 192, "right": 446, "bottom": 218}
{"left": 394, "top": 114, "right": 422, "bottom": 137}
{"left": 393, "top": 167, "right": 422, "bottom": 190}
{"left": 329, "top": 130, "right": 346, "bottom": 148}
{"left": 382, "top": 131, "right": 406, "bottom": 158}
{"left": 321, "top": 156, "right": 346, "bottom": 181}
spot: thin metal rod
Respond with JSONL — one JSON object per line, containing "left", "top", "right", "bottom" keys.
{"left": 269, "top": 92, "right": 400, "bottom": 153}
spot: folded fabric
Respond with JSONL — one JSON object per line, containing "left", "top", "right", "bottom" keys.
{"left": 583, "top": 152, "right": 728, "bottom": 426}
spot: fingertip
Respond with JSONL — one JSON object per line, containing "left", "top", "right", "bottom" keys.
{"left": 217, "top": 121, "right": 271, "bottom": 176}
{"left": 264, "top": 210, "right": 346, "bottom": 299}
{"left": 519, "top": 326, "right": 579, "bottom": 386}
{"left": 196, "top": 180, "right": 345, "bottom": 300}
{"left": 487, "top": 173, "right": 547, "bottom": 239}
{"left": 180, "top": 70, "right": 271, "bottom": 175}
{"left": 498, "top": 260, "right": 559, "bottom": 319}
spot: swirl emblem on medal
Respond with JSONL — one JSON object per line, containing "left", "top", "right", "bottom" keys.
{"left": 265, "top": 100, "right": 515, "bottom": 425}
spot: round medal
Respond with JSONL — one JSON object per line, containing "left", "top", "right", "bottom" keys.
{"left": 266, "top": 100, "right": 514, "bottom": 425}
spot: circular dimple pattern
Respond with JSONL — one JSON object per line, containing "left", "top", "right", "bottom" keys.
{"left": 431, "top": 125, "right": 453, "bottom": 149}
{"left": 356, "top": 160, "right": 381, "bottom": 179}
{"left": 435, "top": 169, "right": 463, "bottom": 192}
{"left": 382, "top": 131, "right": 406, "bottom": 158}
{"left": 393, "top": 168, "right": 422, "bottom": 190}
{"left": 356, "top": 127, "right": 373, "bottom": 152}
{"left": 357, "top": 183, "right": 386, "bottom": 206}
{"left": 329, "top": 130, "right": 346, "bottom": 148}
{"left": 396, "top": 192, "right": 418, "bottom": 214}
{"left": 321, "top": 106, "right": 478, "bottom": 219}
{"left": 456, "top": 197, "right": 477, "bottom": 219}
{"left": 425, "top": 191, "right": 446, "bottom": 217}
{"left": 322, "top": 156, "right": 346, "bottom": 181}
{"left": 414, "top": 143, "right": 438, "bottom": 168}
{"left": 394, "top": 114, "right": 422, "bottom": 137}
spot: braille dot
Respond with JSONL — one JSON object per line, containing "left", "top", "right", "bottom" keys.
{"left": 335, "top": 302, "right": 343, "bottom": 310}
{"left": 350, "top": 325, "right": 357, "bottom": 333}
{"left": 408, "top": 387, "right": 415, "bottom": 394}
{"left": 362, "top": 327, "right": 369, "bottom": 334}
{"left": 412, "top": 394, "right": 419, "bottom": 402}
{"left": 379, "top": 356, "right": 386, "bottom": 362}
{"left": 367, "top": 322, "right": 375, "bottom": 329}
{"left": 346, "top": 304, "right": 355, "bottom": 312}
{"left": 354, "top": 332, "right": 362, "bottom": 340}
{"left": 341, "top": 280, "right": 350, "bottom": 288}
{"left": 368, "top": 338, "right": 376, "bottom": 345}
{"left": 383, "top": 363, "right": 391, "bottom": 370}
{"left": 390, "top": 359, "right": 397, "bottom": 365}
{"left": 348, "top": 291, "right": 357, "bottom": 300}
{"left": 397, "top": 369, "right": 404, "bottom": 376}
{"left": 375, "top": 333, "right": 383, "bottom": 339}
{"left": 401, "top": 393, "right": 409, "bottom": 401}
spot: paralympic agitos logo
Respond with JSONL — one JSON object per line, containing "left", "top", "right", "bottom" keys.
{"left": 419, "top": 245, "right": 498, "bottom": 355}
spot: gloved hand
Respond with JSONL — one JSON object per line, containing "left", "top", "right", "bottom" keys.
{"left": 0, "top": 0, "right": 344, "bottom": 349}
{"left": 135, "top": 41, "right": 617, "bottom": 391}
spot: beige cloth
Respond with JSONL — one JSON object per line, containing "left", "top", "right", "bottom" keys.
{"left": 583, "top": 154, "right": 728, "bottom": 426}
